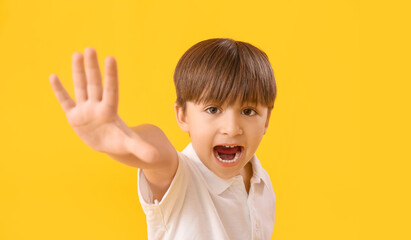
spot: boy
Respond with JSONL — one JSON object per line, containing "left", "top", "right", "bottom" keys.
{"left": 49, "top": 38, "right": 277, "bottom": 239}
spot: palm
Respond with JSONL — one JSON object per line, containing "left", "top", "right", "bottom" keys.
{"left": 49, "top": 48, "right": 133, "bottom": 155}
{"left": 66, "top": 100, "right": 112, "bottom": 125}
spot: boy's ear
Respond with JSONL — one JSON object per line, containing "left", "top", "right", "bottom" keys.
{"left": 174, "top": 103, "right": 190, "bottom": 133}
{"left": 264, "top": 108, "right": 272, "bottom": 134}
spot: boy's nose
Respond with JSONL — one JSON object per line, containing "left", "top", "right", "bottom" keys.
{"left": 219, "top": 114, "right": 244, "bottom": 137}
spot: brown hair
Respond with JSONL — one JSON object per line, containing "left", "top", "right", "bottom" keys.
{"left": 173, "top": 38, "right": 277, "bottom": 113}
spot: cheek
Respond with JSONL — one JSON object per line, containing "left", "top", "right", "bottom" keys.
{"left": 190, "top": 121, "right": 213, "bottom": 141}
{"left": 245, "top": 123, "right": 266, "bottom": 144}
{"left": 245, "top": 119, "right": 266, "bottom": 133}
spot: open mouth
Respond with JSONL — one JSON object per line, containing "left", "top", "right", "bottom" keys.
{"left": 213, "top": 145, "right": 243, "bottom": 164}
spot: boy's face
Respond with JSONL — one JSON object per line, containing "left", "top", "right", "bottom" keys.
{"left": 175, "top": 99, "right": 271, "bottom": 179}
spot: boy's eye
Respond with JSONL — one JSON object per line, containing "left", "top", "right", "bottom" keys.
{"left": 205, "top": 107, "right": 220, "bottom": 114}
{"left": 242, "top": 108, "right": 257, "bottom": 116}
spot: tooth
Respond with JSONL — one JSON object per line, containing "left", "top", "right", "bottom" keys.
{"left": 224, "top": 145, "right": 236, "bottom": 148}
{"left": 215, "top": 150, "right": 240, "bottom": 163}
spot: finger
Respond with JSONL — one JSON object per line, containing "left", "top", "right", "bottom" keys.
{"left": 49, "top": 74, "right": 76, "bottom": 112}
{"left": 72, "top": 52, "right": 88, "bottom": 102}
{"left": 84, "top": 47, "right": 103, "bottom": 101}
{"left": 103, "top": 56, "right": 119, "bottom": 110}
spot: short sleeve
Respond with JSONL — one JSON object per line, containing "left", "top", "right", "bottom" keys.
{"left": 137, "top": 151, "right": 189, "bottom": 227}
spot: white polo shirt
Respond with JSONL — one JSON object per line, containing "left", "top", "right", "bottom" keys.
{"left": 138, "top": 143, "right": 276, "bottom": 240}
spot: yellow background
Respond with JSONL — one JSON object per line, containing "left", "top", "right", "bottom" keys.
{"left": 1, "top": 0, "right": 409, "bottom": 239}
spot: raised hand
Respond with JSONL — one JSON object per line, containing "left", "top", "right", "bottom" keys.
{"left": 49, "top": 48, "right": 149, "bottom": 158}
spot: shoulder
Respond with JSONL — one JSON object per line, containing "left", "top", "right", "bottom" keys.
{"left": 137, "top": 150, "right": 191, "bottom": 223}
{"left": 137, "top": 149, "right": 207, "bottom": 231}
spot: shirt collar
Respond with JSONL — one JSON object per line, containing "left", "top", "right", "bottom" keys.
{"left": 181, "top": 143, "right": 266, "bottom": 195}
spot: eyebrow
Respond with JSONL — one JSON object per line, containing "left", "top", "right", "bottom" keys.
{"left": 202, "top": 101, "right": 262, "bottom": 109}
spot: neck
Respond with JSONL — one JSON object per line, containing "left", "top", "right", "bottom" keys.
{"left": 241, "top": 162, "right": 253, "bottom": 194}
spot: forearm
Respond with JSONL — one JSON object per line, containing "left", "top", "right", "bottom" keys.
{"left": 105, "top": 138, "right": 159, "bottom": 169}
{"left": 107, "top": 124, "right": 178, "bottom": 201}
{"left": 106, "top": 152, "right": 143, "bottom": 168}
{"left": 104, "top": 124, "right": 170, "bottom": 170}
